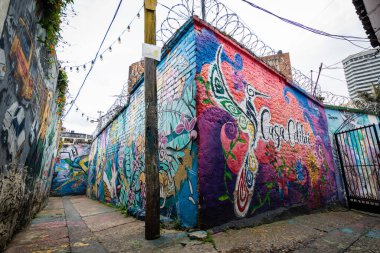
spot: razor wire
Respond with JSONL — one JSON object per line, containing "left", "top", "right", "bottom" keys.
{"left": 93, "top": 0, "right": 377, "bottom": 137}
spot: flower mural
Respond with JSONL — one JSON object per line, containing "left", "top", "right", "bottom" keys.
{"left": 87, "top": 27, "right": 198, "bottom": 227}
{"left": 196, "top": 22, "right": 337, "bottom": 227}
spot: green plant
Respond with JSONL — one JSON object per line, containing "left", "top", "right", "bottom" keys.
{"left": 203, "top": 231, "right": 216, "bottom": 248}
{"left": 173, "top": 218, "right": 182, "bottom": 230}
{"left": 357, "top": 84, "right": 380, "bottom": 116}
{"left": 118, "top": 206, "right": 129, "bottom": 217}
{"left": 56, "top": 69, "right": 68, "bottom": 117}
{"left": 38, "top": 0, "right": 74, "bottom": 53}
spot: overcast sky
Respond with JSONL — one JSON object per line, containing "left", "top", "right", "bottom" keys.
{"left": 57, "top": 0, "right": 371, "bottom": 135}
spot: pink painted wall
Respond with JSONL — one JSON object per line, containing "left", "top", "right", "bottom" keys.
{"left": 195, "top": 18, "right": 337, "bottom": 227}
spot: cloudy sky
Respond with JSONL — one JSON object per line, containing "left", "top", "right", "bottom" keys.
{"left": 57, "top": 0, "right": 371, "bottom": 135}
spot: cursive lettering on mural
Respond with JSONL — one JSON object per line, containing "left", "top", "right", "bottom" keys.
{"left": 259, "top": 107, "right": 311, "bottom": 149}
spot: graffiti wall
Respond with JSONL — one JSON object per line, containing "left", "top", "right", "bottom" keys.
{"left": 87, "top": 23, "right": 198, "bottom": 227}
{"left": 325, "top": 106, "right": 379, "bottom": 204}
{"left": 195, "top": 19, "right": 337, "bottom": 227}
{"left": 0, "top": 0, "right": 61, "bottom": 250}
{"left": 51, "top": 144, "right": 90, "bottom": 196}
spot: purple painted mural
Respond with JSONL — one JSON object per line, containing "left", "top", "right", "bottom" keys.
{"left": 195, "top": 19, "right": 337, "bottom": 227}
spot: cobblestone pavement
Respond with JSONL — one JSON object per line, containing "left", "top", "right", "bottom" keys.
{"left": 5, "top": 196, "right": 380, "bottom": 252}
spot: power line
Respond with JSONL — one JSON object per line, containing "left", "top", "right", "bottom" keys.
{"left": 321, "top": 73, "right": 346, "bottom": 83}
{"left": 64, "top": 0, "right": 137, "bottom": 119}
{"left": 239, "top": 0, "right": 371, "bottom": 48}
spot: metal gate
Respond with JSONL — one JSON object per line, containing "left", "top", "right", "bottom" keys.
{"left": 335, "top": 124, "right": 380, "bottom": 213}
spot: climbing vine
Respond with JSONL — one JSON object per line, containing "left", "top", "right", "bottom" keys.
{"left": 38, "top": 0, "right": 74, "bottom": 53}
{"left": 56, "top": 69, "right": 68, "bottom": 117}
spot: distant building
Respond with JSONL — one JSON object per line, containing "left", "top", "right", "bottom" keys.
{"left": 60, "top": 131, "right": 93, "bottom": 146}
{"left": 261, "top": 51, "right": 293, "bottom": 82}
{"left": 342, "top": 49, "right": 380, "bottom": 99}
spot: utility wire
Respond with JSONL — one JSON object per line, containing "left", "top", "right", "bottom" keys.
{"left": 239, "top": 0, "right": 370, "bottom": 48}
{"left": 61, "top": 5, "right": 144, "bottom": 70}
{"left": 321, "top": 74, "right": 346, "bottom": 83}
{"left": 63, "top": 0, "right": 124, "bottom": 119}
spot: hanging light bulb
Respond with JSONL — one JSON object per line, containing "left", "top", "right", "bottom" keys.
{"left": 76, "top": 67, "right": 79, "bottom": 73}
{"left": 91, "top": 60, "right": 94, "bottom": 65}
{"left": 137, "top": 13, "right": 140, "bottom": 19}
{"left": 118, "top": 37, "right": 121, "bottom": 44}
{"left": 70, "top": 67, "right": 73, "bottom": 72}
{"left": 83, "top": 64, "right": 86, "bottom": 70}
{"left": 82, "top": 113, "right": 84, "bottom": 117}
{"left": 127, "top": 25, "right": 131, "bottom": 32}
{"left": 109, "top": 46, "right": 112, "bottom": 52}
{"left": 63, "top": 67, "right": 66, "bottom": 71}
{"left": 76, "top": 108, "right": 79, "bottom": 112}
{"left": 100, "top": 55, "right": 103, "bottom": 61}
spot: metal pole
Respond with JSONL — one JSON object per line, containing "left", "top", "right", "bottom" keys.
{"left": 201, "top": 0, "right": 206, "bottom": 21}
{"left": 313, "top": 63, "right": 323, "bottom": 96}
{"left": 310, "top": 70, "right": 313, "bottom": 94}
{"left": 144, "top": 0, "right": 160, "bottom": 240}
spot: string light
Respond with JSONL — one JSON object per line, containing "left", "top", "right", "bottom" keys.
{"left": 60, "top": 5, "right": 144, "bottom": 73}
{"left": 65, "top": 91, "right": 98, "bottom": 123}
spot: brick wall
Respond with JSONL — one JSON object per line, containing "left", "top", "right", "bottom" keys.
{"left": 195, "top": 18, "right": 337, "bottom": 228}
{"left": 87, "top": 24, "right": 198, "bottom": 227}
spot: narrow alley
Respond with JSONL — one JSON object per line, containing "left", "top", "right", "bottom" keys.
{"left": 2, "top": 0, "right": 380, "bottom": 252}
{"left": 5, "top": 196, "right": 380, "bottom": 253}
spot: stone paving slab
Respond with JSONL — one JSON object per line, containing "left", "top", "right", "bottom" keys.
{"left": 71, "top": 201, "right": 117, "bottom": 217}
{"left": 213, "top": 219, "right": 324, "bottom": 252}
{"left": 6, "top": 196, "right": 380, "bottom": 252}
{"left": 292, "top": 211, "right": 365, "bottom": 232}
{"left": 82, "top": 211, "right": 136, "bottom": 232}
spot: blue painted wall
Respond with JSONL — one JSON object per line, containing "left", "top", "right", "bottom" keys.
{"left": 87, "top": 23, "right": 198, "bottom": 227}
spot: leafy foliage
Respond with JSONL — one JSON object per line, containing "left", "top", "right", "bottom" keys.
{"left": 56, "top": 69, "right": 68, "bottom": 117}
{"left": 38, "top": 0, "right": 74, "bottom": 52}
{"left": 356, "top": 84, "right": 380, "bottom": 116}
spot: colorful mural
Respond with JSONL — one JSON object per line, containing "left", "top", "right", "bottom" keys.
{"left": 51, "top": 144, "right": 90, "bottom": 196}
{"left": 87, "top": 26, "right": 198, "bottom": 227}
{"left": 0, "top": 0, "right": 61, "bottom": 249}
{"left": 196, "top": 21, "right": 337, "bottom": 227}
{"left": 325, "top": 107, "right": 379, "bottom": 204}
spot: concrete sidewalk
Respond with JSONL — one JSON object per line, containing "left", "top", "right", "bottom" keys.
{"left": 5, "top": 196, "right": 380, "bottom": 252}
